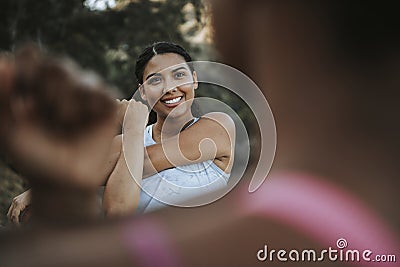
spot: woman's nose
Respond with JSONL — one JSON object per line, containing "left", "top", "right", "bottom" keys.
{"left": 162, "top": 74, "right": 180, "bottom": 94}
{"left": 163, "top": 86, "right": 178, "bottom": 94}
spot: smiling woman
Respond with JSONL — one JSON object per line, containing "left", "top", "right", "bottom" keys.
{"left": 116, "top": 41, "right": 236, "bottom": 213}
{"left": 6, "top": 41, "right": 236, "bottom": 221}
{"left": 139, "top": 54, "right": 197, "bottom": 123}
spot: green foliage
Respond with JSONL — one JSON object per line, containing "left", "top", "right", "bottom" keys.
{"left": 0, "top": 0, "right": 204, "bottom": 97}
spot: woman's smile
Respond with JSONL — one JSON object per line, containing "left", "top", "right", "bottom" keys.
{"left": 160, "top": 94, "right": 184, "bottom": 108}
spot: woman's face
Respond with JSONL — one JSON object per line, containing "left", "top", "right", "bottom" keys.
{"left": 140, "top": 53, "right": 198, "bottom": 119}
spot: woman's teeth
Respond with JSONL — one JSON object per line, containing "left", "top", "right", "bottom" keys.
{"left": 164, "top": 96, "right": 182, "bottom": 104}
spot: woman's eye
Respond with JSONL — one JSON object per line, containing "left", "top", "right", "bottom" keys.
{"left": 148, "top": 77, "right": 161, "bottom": 85}
{"left": 175, "top": 72, "right": 186, "bottom": 78}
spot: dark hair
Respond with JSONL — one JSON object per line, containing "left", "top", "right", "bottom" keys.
{"left": 134, "top": 41, "right": 194, "bottom": 85}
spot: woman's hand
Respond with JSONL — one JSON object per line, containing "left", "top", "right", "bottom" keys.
{"left": 7, "top": 189, "right": 32, "bottom": 225}
{"left": 116, "top": 99, "right": 129, "bottom": 126}
{"left": 116, "top": 99, "right": 148, "bottom": 130}
{"left": 4, "top": 45, "right": 118, "bottom": 189}
{"left": 123, "top": 100, "right": 149, "bottom": 133}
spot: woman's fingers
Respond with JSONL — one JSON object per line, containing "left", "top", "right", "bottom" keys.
{"left": 7, "top": 200, "right": 22, "bottom": 225}
{"left": 8, "top": 205, "right": 21, "bottom": 225}
{"left": 6, "top": 202, "right": 17, "bottom": 224}
{"left": 7, "top": 189, "right": 31, "bottom": 225}
{"left": 116, "top": 99, "right": 129, "bottom": 125}
{"left": 124, "top": 100, "right": 149, "bottom": 131}
{"left": 118, "top": 99, "right": 129, "bottom": 112}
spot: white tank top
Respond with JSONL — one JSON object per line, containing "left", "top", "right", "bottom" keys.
{"left": 136, "top": 118, "right": 230, "bottom": 213}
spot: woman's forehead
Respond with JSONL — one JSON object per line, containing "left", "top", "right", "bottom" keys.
{"left": 143, "top": 53, "right": 188, "bottom": 78}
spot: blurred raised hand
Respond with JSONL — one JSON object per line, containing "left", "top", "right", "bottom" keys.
{"left": 1, "top": 45, "right": 118, "bottom": 190}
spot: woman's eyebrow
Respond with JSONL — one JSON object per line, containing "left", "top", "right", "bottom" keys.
{"left": 172, "top": 66, "right": 188, "bottom": 73}
{"left": 145, "top": 72, "right": 161, "bottom": 81}
{"left": 145, "top": 66, "right": 188, "bottom": 81}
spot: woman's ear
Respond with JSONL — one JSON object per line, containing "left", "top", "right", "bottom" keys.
{"left": 139, "top": 84, "right": 147, "bottom": 101}
{"left": 192, "top": 71, "right": 198, "bottom": 90}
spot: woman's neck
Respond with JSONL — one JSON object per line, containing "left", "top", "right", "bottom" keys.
{"left": 153, "top": 112, "right": 194, "bottom": 141}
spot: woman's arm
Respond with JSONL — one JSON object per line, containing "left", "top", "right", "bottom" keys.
{"left": 102, "top": 100, "right": 148, "bottom": 217}
{"left": 143, "top": 112, "right": 235, "bottom": 177}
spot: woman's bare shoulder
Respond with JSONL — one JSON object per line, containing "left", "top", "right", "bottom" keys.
{"left": 198, "top": 112, "right": 235, "bottom": 135}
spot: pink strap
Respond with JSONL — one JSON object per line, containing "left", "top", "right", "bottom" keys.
{"left": 120, "top": 218, "right": 182, "bottom": 267}
{"left": 240, "top": 171, "right": 399, "bottom": 266}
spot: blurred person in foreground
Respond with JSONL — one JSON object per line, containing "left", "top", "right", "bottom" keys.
{"left": 1, "top": 1, "right": 399, "bottom": 267}
{"left": 0, "top": 45, "right": 148, "bottom": 227}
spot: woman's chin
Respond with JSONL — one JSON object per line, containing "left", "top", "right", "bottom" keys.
{"left": 164, "top": 105, "right": 192, "bottom": 120}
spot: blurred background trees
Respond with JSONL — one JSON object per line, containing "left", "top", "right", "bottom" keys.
{"left": 0, "top": 0, "right": 258, "bottom": 226}
{"left": 0, "top": 0, "right": 211, "bottom": 96}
